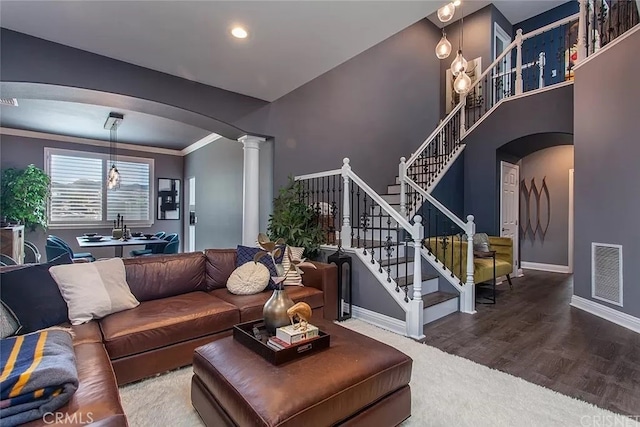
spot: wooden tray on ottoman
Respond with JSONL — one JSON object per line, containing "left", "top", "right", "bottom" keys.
{"left": 232, "top": 319, "right": 330, "bottom": 365}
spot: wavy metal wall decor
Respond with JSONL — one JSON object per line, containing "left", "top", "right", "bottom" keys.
{"left": 519, "top": 177, "right": 551, "bottom": 242}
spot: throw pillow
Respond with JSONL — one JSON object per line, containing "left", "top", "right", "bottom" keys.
{"left": 0, "top": 253, "right": 73, "bottom": 334}
{"left": 1, "top": 301, "right": 20, "bottom": 338}
{"left": 236, "top": 245, "right": 284, "bottom": 290}
{"left": 473, "top": 233, "right": 491, "bottom": 252}
{"left": 281, "top": 246, "right": 305, "bottom": 286}
{"left": 49, "top": 258, "right": 139, "bottom": 325}
{"left": 226, "top": 262, "right": 270, "bottom": 295}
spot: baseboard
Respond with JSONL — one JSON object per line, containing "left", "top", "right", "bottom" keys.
{"left": 521, "top": 262, "right": 571, "bottom": 274}
{"left": 570, "top": 295, "right": 640, "bottom": 334}
{"left": 341, "top": 303, "right": 406, "bottom": 336}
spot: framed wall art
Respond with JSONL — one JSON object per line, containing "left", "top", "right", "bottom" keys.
{"left": 157, "top": 178, "right": 180, "bottom": 220}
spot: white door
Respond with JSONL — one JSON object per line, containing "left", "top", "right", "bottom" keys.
{"left": 500, "top": 162, "right": 519, "bottom": 276}
{"left": 188, "top": 177, "right": 196, "bottom": 252}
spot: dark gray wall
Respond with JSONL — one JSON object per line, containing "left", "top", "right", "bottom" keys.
{"left": 235, "top": 18, "right": 443, "bottom": 195}
{"left": 0, "top": 29, "right": 267, "bottom": 139}
{"left": 574, "top": 29, "right": 640, "bottom": 317}
{"left": 463, "top": 84, "right": 574, "bottom": 234}
{"left": 441, "top": 6, "right": 493, "bottom": 114}
{"left": 183, "top": 138, "right": 273, "bottom": 250}
{"left": 519, "top": 145, "right": 573, "bottom": 266}
{"left": 0, "top": 134, "right": 183, "bottom": 258}
{"left": 318, "top": 250, "right": 405, "bottom": 320}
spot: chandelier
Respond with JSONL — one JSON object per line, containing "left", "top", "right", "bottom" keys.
{"left": 104, "top": 112, "right": 124, "bottom": 190}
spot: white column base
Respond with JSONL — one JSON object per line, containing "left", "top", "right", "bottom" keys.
{"left": 406, "top": 299, "right": 425, "bottom": 340}
{"left": 459, "top": 285, "right": 476, "bottom": 314}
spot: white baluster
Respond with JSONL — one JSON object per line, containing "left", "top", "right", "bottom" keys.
{"left": 515, "top": 29, "right": 523, "bottom": 95}
{"left": 577, "top": 0, "right": 587, "bottom": 62}
{"left": 399, "top": 157, "right": 407, "bottom": 217}
{"left": 459, "top": 97, "right": 467, "bottom": 138}
{"left": 538, "top": 52, "right": 546, "bottom": 89}
{"left": 406, "top": 215, "right": 425, "bottom": 339}
{"left": 341, "top": 158, "right": 352, "bottom": 249}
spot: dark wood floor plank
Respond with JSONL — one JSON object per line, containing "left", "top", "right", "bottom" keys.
{"left": 422, "top": 270, "right": 640, "bottom": 416}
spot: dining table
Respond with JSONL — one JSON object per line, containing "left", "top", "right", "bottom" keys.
{"left": 75, "top": 235, "right": 168, "bottom": 258}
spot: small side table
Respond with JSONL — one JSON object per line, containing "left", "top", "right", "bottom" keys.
{"left": 474, "top": 250, "right": 496, "bottom": 304}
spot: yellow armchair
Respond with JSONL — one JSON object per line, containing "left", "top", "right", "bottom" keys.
{"left": 424, "top": 236, "right": 514, "bottom": 286}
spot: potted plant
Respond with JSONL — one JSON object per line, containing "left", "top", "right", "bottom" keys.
{"left": 267, "top": 177, "right": 324, "bottom": 259}
{"left": 1, "top": 164, "right": 50, "bottom": 230}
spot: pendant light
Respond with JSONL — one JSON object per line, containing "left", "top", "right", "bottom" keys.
{"left": 451, "top": 3, "right": 471, "bottom": 94}
{"left": 437, "top": 3, "right": 456, "bottom": 23}
{"left": 104, "top": 112, "right": 124, "bottom": 190}
{"left": 435, "top": 29, "right": 452, "bottom": 59}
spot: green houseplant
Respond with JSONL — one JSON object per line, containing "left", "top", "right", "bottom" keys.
{"left": 267, "top": 177, "right": 324, "bottom": 259}
{"left": 1, "top": 164, "right": 50, "bottom": 230}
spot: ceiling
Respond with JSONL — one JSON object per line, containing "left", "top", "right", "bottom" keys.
{"left": 0, "top": 1, "right": 441, "bottom": 102}
{"left": 0, "top": 100, "right": 211, "bottom": 150}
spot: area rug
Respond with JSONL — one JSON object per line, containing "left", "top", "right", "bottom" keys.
{"left": 119, "top": 319, "right": 636, "bottom": 427}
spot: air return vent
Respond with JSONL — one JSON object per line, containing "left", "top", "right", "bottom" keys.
{"left": 591, "top": 243, "right": 623, "bottom": 306}
{"left": 0, "top": 98, "right": 18, "bottom": 107}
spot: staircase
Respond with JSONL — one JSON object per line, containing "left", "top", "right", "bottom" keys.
{"left": 294, "top": 3, "right": 638, "bottom": 339}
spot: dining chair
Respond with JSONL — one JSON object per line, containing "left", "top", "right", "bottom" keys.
{"left": 46, "top": 236, "right": 95, "bottom": 262}
{"left": 161, "top": 234, "right": 180, "bottom": 254}
{"left": 24, "top": 241, "right": 42, "bottom": 264}
{"left": 0, "top": 254, "right": 18, "bottom": 266}
{"left": 130, "top": 232, "right": 166, "bottom": 257}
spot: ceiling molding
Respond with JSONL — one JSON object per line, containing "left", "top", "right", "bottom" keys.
{"left": 181, "top": 132, "right": 224, "bottom": 156}
{"left": 0, "top": 127, "right": 183, "bottom": 157}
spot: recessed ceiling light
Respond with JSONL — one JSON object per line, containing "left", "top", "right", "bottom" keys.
{"left": 231, "top": 27, "right": 248, "bottom": 39}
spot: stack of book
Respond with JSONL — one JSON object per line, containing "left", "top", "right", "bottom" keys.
{"left": 267, "top": 324, "right": 320, "bottom": 350}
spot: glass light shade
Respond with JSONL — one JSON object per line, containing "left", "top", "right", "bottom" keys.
{"left": 453, "top": 0, "right": 461, "bottom": 6}
{"left": 435, "top": 33, "right": 452, "bottom": 59}
{"left": 454, "top": 70, "right": 472, "bottom": 94}
{"left": 107, "top": 165, "right": 120, "bottom": 189}
{"left": 450, "top": 50, "right": 468, "bottom": 76}
{"left": 437, "top": 3, "right": 455, "bottom": 23}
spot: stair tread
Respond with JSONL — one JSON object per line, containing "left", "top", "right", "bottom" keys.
{"left": 379, "top": 256, "right": 410, "bottom": 267}
{"left": 396, "top": 274, "right": 440, "bottom": 287}
{"left": 422, "top": 291, "right": 458, "bottom": 308}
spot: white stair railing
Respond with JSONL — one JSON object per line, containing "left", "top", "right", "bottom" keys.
{"left": 295, "top": 158, "right": 425, "bottom": 339}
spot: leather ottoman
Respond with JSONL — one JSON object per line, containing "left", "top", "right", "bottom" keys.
{"left": 191, "top": 320, "right": 412, "bottom": 427}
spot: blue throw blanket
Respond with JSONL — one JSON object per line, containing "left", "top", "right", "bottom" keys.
{"left": 0, "top": 329, "right": 78, "bottom": 426}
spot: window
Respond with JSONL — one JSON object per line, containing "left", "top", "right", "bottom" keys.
{"left": 45, "top": 148, "right": 154, "bottom": 228}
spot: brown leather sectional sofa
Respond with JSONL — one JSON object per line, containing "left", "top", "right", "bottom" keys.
{"left": 24, "top": 249, "right": 338, "bottom": 427}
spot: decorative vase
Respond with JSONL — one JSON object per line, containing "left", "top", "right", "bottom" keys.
{"left": 263, "top": 289, "right": 294, "bottom": 335}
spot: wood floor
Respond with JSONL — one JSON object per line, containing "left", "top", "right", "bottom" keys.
{"left": 422, "top": 270, "right": 640, "bottom": 416}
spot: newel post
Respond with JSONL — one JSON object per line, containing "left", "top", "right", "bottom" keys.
{"left": 399, "top": 157, "right": 407, "bottom": 217}
{"left": 341, "top": 158, "right": 352, "bottom": 249}
{"left": 515, "top": 29, "right": 524, "bottom": 95}
{"left": 577, "top": 0, "right": 587, "bottom": 61}
{"left": 460, "top": 215, "right": 476, "bottom": 314}
{"left": 406, "top": 215, "right": 425, "bottom": 340}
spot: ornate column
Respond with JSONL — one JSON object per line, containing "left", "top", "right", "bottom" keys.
{"left": 238, "top": 135, "right": 265, "bottom": 246}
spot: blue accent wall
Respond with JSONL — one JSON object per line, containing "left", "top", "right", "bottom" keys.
{"left": 514, "top": 2, "right": 580, "bottom": 90}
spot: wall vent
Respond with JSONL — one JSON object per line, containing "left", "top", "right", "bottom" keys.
{"left": 0, "top": 98, "right": 19, "bottom": 107}
{"left": 591, "top": 243, "right": 623, "bottom": 306}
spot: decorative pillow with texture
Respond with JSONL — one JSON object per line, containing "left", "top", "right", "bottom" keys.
{"left": 281, "top": 246, "right": 305, "bottom": 286}
{"left": 227, "top": 262, "right": 270, "bottom": 295}
{"left": 473, "top": 233, "right": 491, "bottom": 252}
{"left": 1, "top": 302, "right": 20, "bottom": 338}
{"left": 49, "top": 258, "right": 140, "bottom": 325}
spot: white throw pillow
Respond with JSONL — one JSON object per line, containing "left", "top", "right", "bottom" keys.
{"left": 49, "top": 258, "right": 139, "bottom": 325}
{"left": 281, "top": 246, "right": 305, "bottom": 286}
{"left": 227, "top": 262, "right": 270, "bottom": 295}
